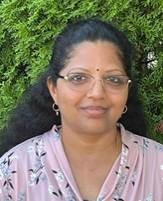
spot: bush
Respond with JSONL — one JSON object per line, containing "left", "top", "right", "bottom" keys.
{"left": 0, "top": 0, "right": 162, "bottom": 142}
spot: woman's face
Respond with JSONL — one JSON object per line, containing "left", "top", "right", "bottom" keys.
{"left": 48, "top": 41, "right": 130, "bottom": 135}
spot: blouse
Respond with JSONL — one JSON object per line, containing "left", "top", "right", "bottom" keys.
{"left": 0, "top": 124, "right": 163, "bottom": 201}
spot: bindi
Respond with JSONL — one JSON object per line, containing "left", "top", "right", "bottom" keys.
{"left": 96, "top": 68, "right": 100, "bottom": 71}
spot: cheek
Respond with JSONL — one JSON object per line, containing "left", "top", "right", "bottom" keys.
{"left": 121, "top": 92, "right": 128, "bottom": 104}
{"left": 55, "top": 86, "right": 82, "bottom": 111}
{"left": 111, "top": 92, "right": 128, "bottom": 109}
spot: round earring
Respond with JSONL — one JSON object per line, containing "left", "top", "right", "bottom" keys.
{"left": 122, "top": 105, "right": 128, "bottom": 114}
{"left": 52, "top": 103, "right": 60, "bottom": 116}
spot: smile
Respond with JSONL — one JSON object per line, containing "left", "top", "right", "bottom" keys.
{"left": 80, "top": 106, "right": 108, "bottom": 118}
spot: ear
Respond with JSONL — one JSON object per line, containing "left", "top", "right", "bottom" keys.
{"left": 47, "top": 76, "right": 58, "bottom": 104}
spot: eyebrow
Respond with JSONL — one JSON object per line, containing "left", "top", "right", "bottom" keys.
{"left": 104, "top": 69, "right": 126, "bottom": 74}
{"left": 68, "top": 67, "right": 90, "bottom": 73}
{"left": 68, "top": 67, "right": 125, "bottom": 74}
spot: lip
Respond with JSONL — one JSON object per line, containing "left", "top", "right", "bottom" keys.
{"left": 80, "top": 106, "right": 108, "bottom": 118}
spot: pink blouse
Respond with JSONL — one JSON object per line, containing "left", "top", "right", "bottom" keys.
{"left": 0, "top": 124, "right": 163, "bottom": 201}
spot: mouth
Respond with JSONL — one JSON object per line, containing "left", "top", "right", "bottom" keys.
{"left": 80, "top": 106, "right": 108, "bottom": 118}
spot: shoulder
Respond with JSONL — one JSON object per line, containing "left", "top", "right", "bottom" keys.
{"left": 0, "top": 127, "right": 60, "bottom": 198}
{"left": 0, "top": 129, "right": 58, "bottom": 191}
{"left": 124, "top": 128, "right": 163, "bottom": 175}
{"left": 127, "top": 129, "right": 163, "bottom": 154}
{"left": 0, "top": 131, "right": 51, "bottom": 171}
{"left": 121, "top": 124, "right": 163, "bottom": 163}
{"left": 0, "top": 124, "right": 60, "bottom": 170}
{"left": 120, "top": 123, "right": 163, "bottom": 152}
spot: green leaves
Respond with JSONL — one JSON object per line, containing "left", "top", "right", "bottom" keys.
{"left": 0, "top": 0, "right": 162, "bottom": 142}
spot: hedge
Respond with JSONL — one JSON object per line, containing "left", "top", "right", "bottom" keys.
{"left": 0, "top": 0, "right": 163, "bottom": 143}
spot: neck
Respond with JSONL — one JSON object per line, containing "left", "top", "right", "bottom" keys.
{"left": 60, "top": 125, "right": 121, "bottom": 157}
{"left": 60, "top": 125, "right": 122, "bottom": 201}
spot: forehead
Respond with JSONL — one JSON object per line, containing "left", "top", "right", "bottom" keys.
{"left": 61, "top": 41, "right": 125, "bottom": 74}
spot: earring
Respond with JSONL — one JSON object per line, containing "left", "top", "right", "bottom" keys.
{"left": 122, "top": 105, "right": 128, "bottom": 114}
{"left": 52, "top": 103, "right": 60, "bottom": 116}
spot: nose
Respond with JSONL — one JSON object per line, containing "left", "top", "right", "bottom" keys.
{"left": 86, "top": 79, "right": 105, "bottom": 99}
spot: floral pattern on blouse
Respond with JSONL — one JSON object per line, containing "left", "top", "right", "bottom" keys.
{"left": 27, "top": 137, "right": 47, "bottom": 186}
{"left": 0, "top": 124, "right": 163, "bottom": 201}
{"left": 0, "top": 151, "right": 17, "bottom": 200}
{"left": 51, "top": 169, "right": 76, "bottom": 200}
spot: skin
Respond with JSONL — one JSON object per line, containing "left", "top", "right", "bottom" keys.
{"left": 47, "top": 41, "right": 130, "bottom": 200}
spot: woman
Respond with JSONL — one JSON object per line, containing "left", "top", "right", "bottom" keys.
{"left": 0, "top": 19, "right": 162, "bottom": 201}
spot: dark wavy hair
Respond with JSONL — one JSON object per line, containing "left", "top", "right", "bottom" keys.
{"left": 0, "top": 18, "right": 147, "bottom": 156}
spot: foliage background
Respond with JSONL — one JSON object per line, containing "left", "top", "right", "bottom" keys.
{"left": 0, "top": 0, "right": 163, "bottom": 142}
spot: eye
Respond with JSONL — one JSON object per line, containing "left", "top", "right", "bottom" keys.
{"left": 68, "top": 73, "right": 90, "bottom": 84}
{"left": 105, "top": 75, "right": 125, "bottom": 86}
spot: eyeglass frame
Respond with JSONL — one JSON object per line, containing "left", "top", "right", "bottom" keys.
{"left": 55, "top": 72, "right": 132, "bottom": 92}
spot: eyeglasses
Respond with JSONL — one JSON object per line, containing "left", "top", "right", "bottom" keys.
{"left": 56, "top": 72, "right": 132, "bottom": 93}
